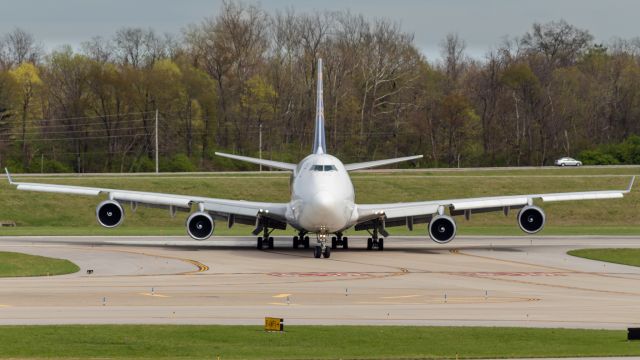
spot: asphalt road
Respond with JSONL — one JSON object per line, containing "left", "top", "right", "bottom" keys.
{"left": 0, "top": 235, "right": 639, "bottom": 328}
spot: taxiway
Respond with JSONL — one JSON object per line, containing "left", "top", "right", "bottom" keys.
{"left": 0, "top": 235, "right": 638, "bottom": 329}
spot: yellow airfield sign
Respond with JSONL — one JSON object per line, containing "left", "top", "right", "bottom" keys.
{"left": 265, "top": 317, "right": 284, "bottom": 332}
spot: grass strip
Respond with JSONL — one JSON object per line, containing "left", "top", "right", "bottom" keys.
{"left": 568, "top": 248, "right": 640, "bottom": 267}
{"left": 0, "top": 251, "right": 79, "bottom": 277}
{"left": 0, "top": 325, "right": 637, "bottom": 359}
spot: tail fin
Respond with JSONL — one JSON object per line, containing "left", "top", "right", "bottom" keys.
{"left": 313, "top": 58, "right": 327, "bottom": 154}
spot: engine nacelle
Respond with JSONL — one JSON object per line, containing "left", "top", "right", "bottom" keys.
{"left": 96, "top": 200, "right": 124, "bottom": 228}
{"left": 517, "top": 205, "right": 545, "bottom": 234}
{"left": 186, "top": 212, "right": 214, "bottom": 240}
{"left": 428, "top": 215, "right": 457, "bottom": 244}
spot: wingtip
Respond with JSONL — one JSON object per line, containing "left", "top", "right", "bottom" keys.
{"left": 627, "top": 176, "right": 635, "bottom": 192}
{"left": 4, "top": 167, "right": 13, "bottom": 185}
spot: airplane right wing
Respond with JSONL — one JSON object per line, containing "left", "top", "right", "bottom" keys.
{"left": 215, "top": 152, "right": 296, "bottom": 171}
{"left": 344, "top": 155, "right": 423, "bottom": 171}
{"left": 5, "top": 168, "right": 289, "bottom": 237}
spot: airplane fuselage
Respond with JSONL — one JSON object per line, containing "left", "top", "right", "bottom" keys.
{"left": 287, "top": 154, "right": 357, "bottom": 233}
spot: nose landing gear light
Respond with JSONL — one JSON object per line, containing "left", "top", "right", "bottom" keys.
{"left": 313, "top": 231, "right": 331, "bottom": 258}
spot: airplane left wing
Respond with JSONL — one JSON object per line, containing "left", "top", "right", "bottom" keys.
{"left": 5, "top": 168, "right": 288, "bottom": 232}
{"left": 356, "top": 176, "right": 635, "bottom": 231}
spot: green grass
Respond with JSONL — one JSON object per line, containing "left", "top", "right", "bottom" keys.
{"left": 1, "top": 167, "right": 638, "bottom": 237}
{"left": 568, "top": 248, "right": 640, "bottom": 267}
{"left": 0, "top": 251, "right": 79, "bottom": 277}
{"left": 0, "top": 325, "right": 637, "bottom": 359}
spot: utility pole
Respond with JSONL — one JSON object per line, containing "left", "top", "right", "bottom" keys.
{"left": 259, "top": 122, "right": 263, "bottom": 172}
{"left": 155, "top": 109, "right": 159, "bottom": 174}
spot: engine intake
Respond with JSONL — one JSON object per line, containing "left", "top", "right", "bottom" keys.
{"left": 517, "top": 205, "right": 545, "bottom": 234}
{"left": 428, "top": 215, "right": 457, "bottom": 244}
{"left": 186, "top": 212, "right": 214, "bottom": 240}
{"left": 96, "top": 200, "right": 124, "bottom": 228}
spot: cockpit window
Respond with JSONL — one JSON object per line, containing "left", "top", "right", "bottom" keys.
{"left": 311, "top": 164, "right": 338, "bottom": 172}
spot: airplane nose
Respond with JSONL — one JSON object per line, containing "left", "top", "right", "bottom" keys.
{"left": 313, "top": 191, "right": 335, "bottom": 213}
{"left": 298, "top": 191, "right": 347, "bottom": 232}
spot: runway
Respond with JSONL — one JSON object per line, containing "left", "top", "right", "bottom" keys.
{"left": 0, "top": 235, "right": 639, "bottom": 329}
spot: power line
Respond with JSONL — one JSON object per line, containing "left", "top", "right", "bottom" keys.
{"left": 16, "top": 118, "right": 149, "bottom": 130}
{"left": 2, "top": 126, "right": 151, "bottom": 137}
{"left": 11, "top": 110, "right": 157, "bottom": 124}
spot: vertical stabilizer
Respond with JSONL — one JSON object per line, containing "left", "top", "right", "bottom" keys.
{"left": 313, "top": 58, "right": 327, "bottom": 154}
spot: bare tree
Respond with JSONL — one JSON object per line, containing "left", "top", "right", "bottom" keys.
{"left": 81, "top": 36, "right": 114, "bottom": 63}
{"left": 2, "top": 28, "right": 42, "bottom": 67}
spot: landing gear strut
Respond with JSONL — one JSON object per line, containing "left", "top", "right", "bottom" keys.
{"left": 293, "top": 231, "right": 310, "bottom": 249}
{"left": 257, "top": 226, "right": 275, "bottom": 250}
{"left": 313, "top": 233, "right": 331, "bottom": 259}
{"left": 366, "top": 227, "right": 384, "bottom": 251}
{"left": 330, "top": 233, "right": 349, "bottom": 249}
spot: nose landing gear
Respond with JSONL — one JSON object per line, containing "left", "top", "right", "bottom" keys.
{"left": 313, "top": 232, "right": 331, "bottom": 259}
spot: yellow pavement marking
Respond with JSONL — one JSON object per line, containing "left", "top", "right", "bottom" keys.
{"left": 139, "top": 293, "right": 170, "bottom": 298}
{"left": 0, "top": 304, "right": 11, "bottom": 308}
{"left": 272, "top": 293, "right": 292, "bottom": 298}
{"left": 381, "top": 294, "right": 422, "bottom": 299}
{"left": 267, "top": 302, "right": 298, "bottom": 306}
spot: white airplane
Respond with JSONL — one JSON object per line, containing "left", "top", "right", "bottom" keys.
{"left": 5, "top": 59, "right": 635, "bottom": 258}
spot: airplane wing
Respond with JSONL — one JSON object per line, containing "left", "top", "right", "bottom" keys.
{"left": 5, "top": 168, "right": 288, "bottom": 230}
{"left": 215, "top": 152, "right": 296, "bottom": 171}
{"left": 356, "top": 176, "right": 635, "bottom": 230}
{"left": 343, "top": 155, "right": 423, "bottom": 171}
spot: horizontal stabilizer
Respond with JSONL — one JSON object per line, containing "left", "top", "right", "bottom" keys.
{"left": 215, "top": 152, "right": 296, "bottom": 171}
{"left": 344, "top": 155, "right": 423, "bottom": 171}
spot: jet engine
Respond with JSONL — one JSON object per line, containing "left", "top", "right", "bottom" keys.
{"left": 517, "top": 205, "right": 545, "bottom": 234}
{"left": 186, "top": 212, "right": 214, "bottom": 240}
{"left": 96, "top": 200, "right": 124, "bottom": 228}
{"left": 428, "top": 215, "right": 457, "bottom": 244}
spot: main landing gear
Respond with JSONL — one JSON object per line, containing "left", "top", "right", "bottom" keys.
{"left": 256, "top": 226, "right": 275, "bottom": 250}
{"left": 366, "top": 227, "right": 384, "bottom": 251}
{"left": 292, "top": 232, "right": 310, "bottom": 249}
{"left": 313, "top": 233, "right": 331, "bottom": 259}
{"left": 330, "top": 233, "right": 349, "bottom": 249}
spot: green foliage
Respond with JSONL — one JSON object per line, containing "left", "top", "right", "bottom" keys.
{"left": 579, "top": 150, "right": 619, "bottom": 165}
{"left": 162, "top": 153, "right": 196, "bottom": 172}
{"left": 579, "top": 135, "right": 640, "bottom": 165}
{"left": 130, "top": 156, "right": 156, "bottom": 173}
{"left": 26, "top": 158, "right": 73, "bottom": 173}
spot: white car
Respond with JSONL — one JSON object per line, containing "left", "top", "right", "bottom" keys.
{"left": 555, "top": 157, "right": 582, "bottom": 167}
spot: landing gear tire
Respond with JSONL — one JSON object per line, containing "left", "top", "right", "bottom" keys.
{"left": 293, "top": 236, "right": 299, "bottom": 249}
{"left": 257, "top": 237, "right": 263, "bottom": 249}
{"left": 268, "top": 237, "right": 274, "bottom": 249}
{"left": 367, "top": 238, "right": 373, "bottom": 250}
{"left": 303, "top": 236, "right": 310, "bottom": 249}
{"left": 314, "top": 246, "right": 322, "bottom": 258}
{"left": 323, "top": 246, "right": 331, "bottom": 258}
{"left": 378, "top": 238, "right": 384, "bottom": 251}
{"left": 343, "top": 237, "right": 349, "bottom": 249}
{"left": 331, "top": 236, "right": 337, "bottom": 249}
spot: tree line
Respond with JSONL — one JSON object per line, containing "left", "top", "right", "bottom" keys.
{"left": 1, "top": 1, "right": 640, "bottom": 173}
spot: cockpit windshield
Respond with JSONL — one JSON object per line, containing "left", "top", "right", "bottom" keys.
{"left": 311, "top": 164, "right": 337, "bottom": 172}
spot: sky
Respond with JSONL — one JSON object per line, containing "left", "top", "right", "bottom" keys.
{"left": 0, "top": 0, "right": 638, "bottom": 60}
